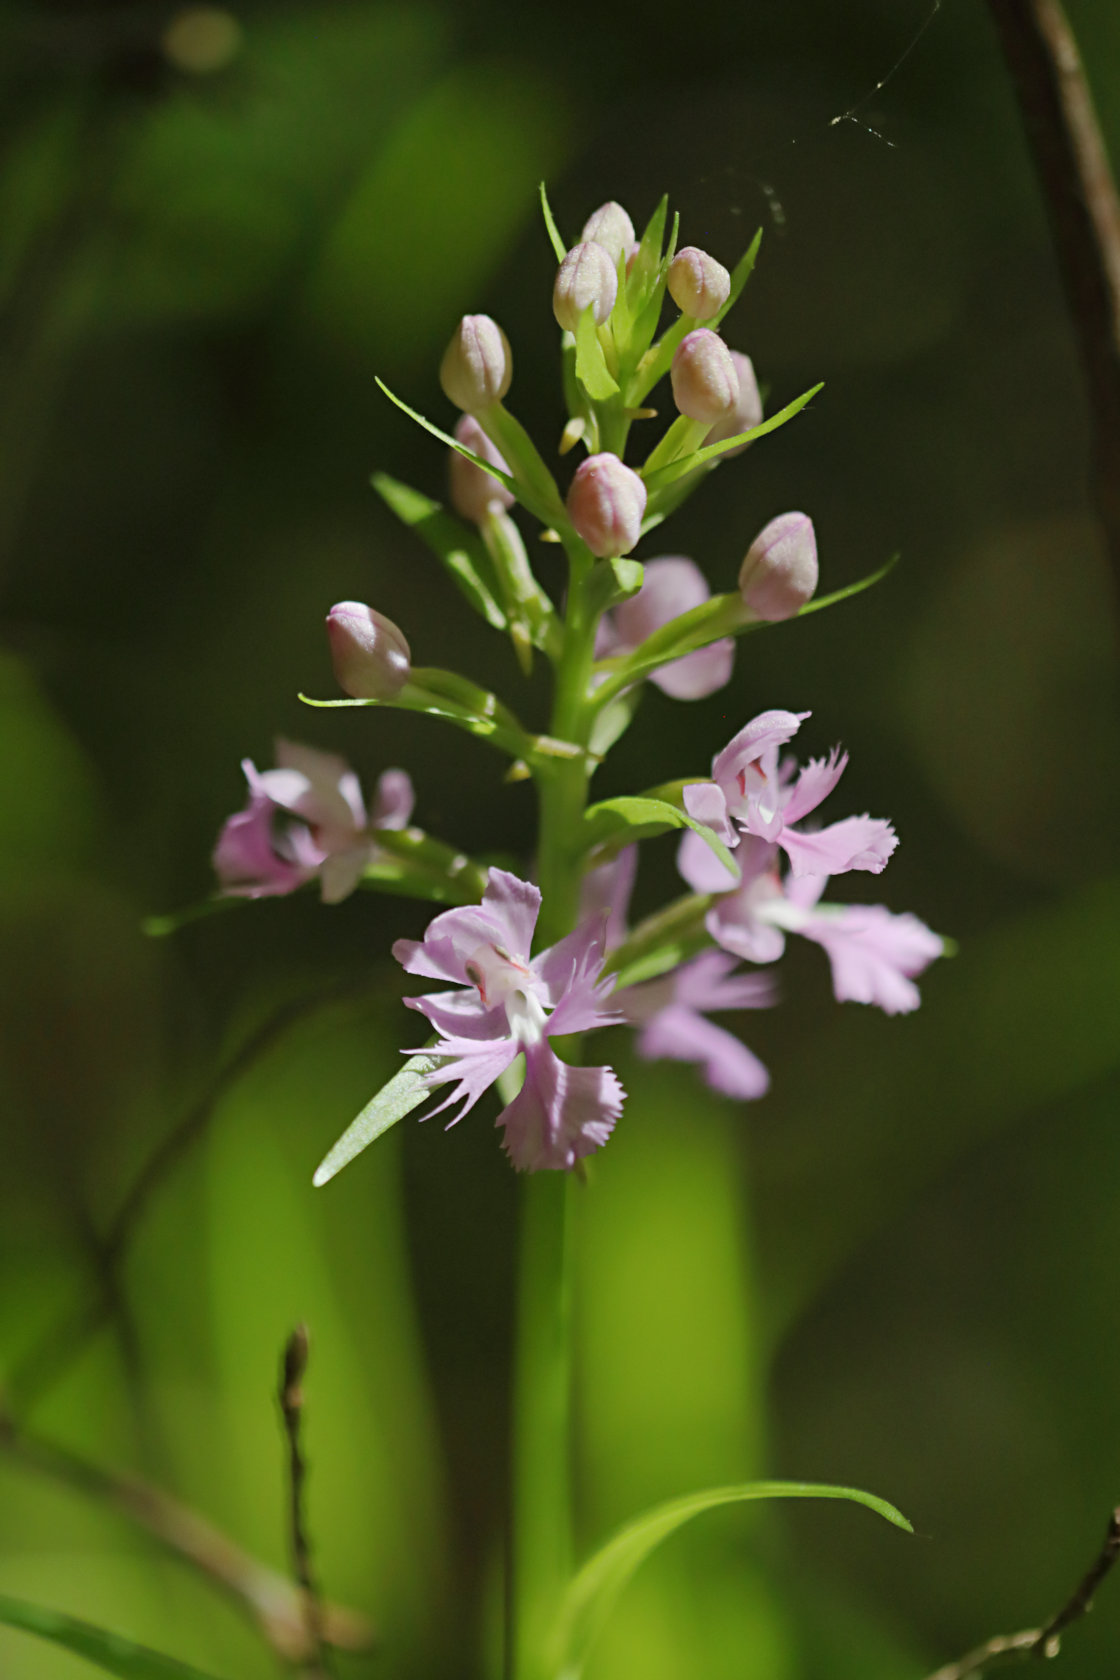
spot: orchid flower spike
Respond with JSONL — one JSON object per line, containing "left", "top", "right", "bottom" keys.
{"left": 553, "top": 242, "right": 618, "bottom": 333}
{"left": 683, "top": 709, "right": 898, "bottom": 876}
{"left": 213, "top": 740, "right": 413, "bottom": 904}
{"left": 596, "top": 556, "right": 733, "bottom": 699}
{"left": 667, "top": 246, "right": 731, "bottom": 321}
{"left": 394, "top": 869, "right": 624, "bottom": 1170}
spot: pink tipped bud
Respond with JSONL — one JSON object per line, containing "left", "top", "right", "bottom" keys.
{"left": 439, "top": 314, "right": 512, "bottom": 413}
{"left": 738, "top": 513, "right": 819, "bottom": 622}
{"left": 449, "top": 415, "right": 515, "bottom": 524}
{"left": 705, "top": 352, "right": 763, "bottom": 453}
{"left": 670, "top": 329, "right": 739, "bottom": 424}
{"left": 566, "top": 453, "right": 647, "bottom": 558}
{"left": 553, "top": 242, "right": 618, "bottom": 333}
{"left": 326, "top": 601, "right": 411, "bottom": 699}
{"left": 580, "top": 201, "right": 635, "bottom": 262}
{"left": 667, "top": 246, "right": 731, "bottom": 320}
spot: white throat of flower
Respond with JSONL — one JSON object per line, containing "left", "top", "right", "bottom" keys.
{"left": 465, "top": 943, "right": 549, "bottom": 1047}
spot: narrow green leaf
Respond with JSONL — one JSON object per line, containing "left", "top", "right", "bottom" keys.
{"left": 575, "top": 308, "right": 620, "bottom": 400}
{"left": 0, "top": 1594, "right": 228, "bottom": 1680}
{"left": 142, "top": 895, "right": 244, "bottom": 938}
{"left": 374, "top": 378, "right": 517, "bottom": 495}
{"left": 312, "top": 1050, "right": 443, "bottom": 1186}
{"left": 372, "top": 473, "right": 507, "bottom": 631}
{"left": 797, "top": 553, "right": 899, "bottom": 616}
{"left": 583, "top": 794, "right": 739, "bottom": 879}
{"left": 552, "top": 1481, "right": 912, "bottom": 1678}
{"left": 625, "top": 194, "right": 669, "bottom": 316}
{"left": 539, "top": 180, "right": 567, "bottom": 263}
{"left": 706, "top": 228, "right": 763, "bottom": 330}
{"left": 643, "top": 382, "right": 824, "bottom": 494}
{"left": 586, "top": 557, "right": 644, "bottom": 619}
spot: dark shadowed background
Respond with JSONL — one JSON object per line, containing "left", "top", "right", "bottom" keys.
{"left": 2, "top": 1, "right": 1120, "bottom": 1676}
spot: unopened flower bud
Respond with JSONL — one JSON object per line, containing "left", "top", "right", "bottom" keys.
{"left": 705, "top": 352, "right": 763, "bottom": 453}
{"left": 449, "top": 415, "right": 515, "bottom": 524}
{"left": 439, "top": 314, "right": 512, "bottom": 413}
{"left": 580, "top": 201, "right": 635, "bottom": 262}
{"left": 670, "top": 329, "right": 739, "bottom": 424}
{"left": 738, "top": 513, "right": 818, "bottom": 622}
{"left": 667, "top": 246, "right": 731, "bottom": 320}
{"left": 326, "top": 601, "right": 411, "bottom": 699}
{"left": 566, "top": 453, "right": 647, "bottom": 558}
{"left": 553, "top": 242, "right": 618, "bottom": 333}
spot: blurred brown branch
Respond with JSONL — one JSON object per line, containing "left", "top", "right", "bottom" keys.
{"left": 278, "top": 1325, "right": 331, "bottom": 1679}
{"left": 923, "top": 1507, "right": 1120, "bottom": 1679}
{"left": 986, "top": 0, "right": 1120, "bottom": 611}
{"left": 8, "top": 979, "right": 374, "bottom": 1409}
{"left": 0, "top": 1397, "right": 373, "bottom": 1664}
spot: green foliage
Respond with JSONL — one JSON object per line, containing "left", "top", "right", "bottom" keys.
{"left": 553, "top": 1482, "right": 911, "bottom": 1678}
{"left": 0, "top": 1595, "right": 227, "bottom": 1680}
{"left": 582, "top": 794, "right": 739, "bottom": 876}
{"left": 373, "top": 472, "right": 508, "bottom": 631}
{"left": 312, "top": 1049, "right": 443, "bottom": 1186}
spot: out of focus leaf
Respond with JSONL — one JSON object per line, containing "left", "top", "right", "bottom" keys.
{"left": 707, "top": 229, "right": 763, "bottom": 331}
{"left": 539, "top": 181, "right": 567, "bottom": 263}
{"left": 312, "top": 1050, "right": 442, "bottom": 1186}
{"left": 0, "top": 1595, "right": 226, "bottom": 1680}
{"left": 553, "top": 1481, "right": 910, "bottom": 1678}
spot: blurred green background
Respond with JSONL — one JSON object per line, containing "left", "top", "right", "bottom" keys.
{"left": 2, "top": 0, "right": 1120, "bottom": 1675}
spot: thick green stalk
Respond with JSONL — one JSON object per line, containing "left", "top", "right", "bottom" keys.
{"left": 510, "top": 538, "right": 599, "bottom": 1680}
{"left": 511, "top": 1170, "right": 575, "bottom": 1680}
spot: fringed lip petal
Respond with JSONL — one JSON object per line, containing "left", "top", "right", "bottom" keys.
{"left": 636, "top": 1005, "right": 770, "bottom": 1101}
{"left": 498, "top": 1044, "right": 624, "bottom": 1171}
{"left": 779, "top": 814, "right": 898, "bottom": 877}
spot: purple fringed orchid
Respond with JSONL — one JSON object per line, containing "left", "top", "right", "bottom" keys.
{"left": 582, "top": 848, "right": 774, "bottom": 1099}
{"left": 213, "top": 739, "right": 413, "bottom": 904}
{"left": 392, "top": 868, "right": 624, "bottom": 1171}
{"left": 683, "top": 708, "right": 897, "bottom": 876}
{"left": 596, "top": 556, "right": 734, "bottom": 700}
{"left": 677, "top": 831, "right": 944, "bottom": 1014}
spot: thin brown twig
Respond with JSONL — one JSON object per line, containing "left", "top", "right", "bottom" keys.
{"left": 278, "top": 1326, "right": 331, "bottom": 1679}
{"left": 985, "top": 0, "right": 1120, "bottom": 611}
{"left": 923, "top": 1507, "right": 1120, "bottom": 1680}
{"left": 0, "top": 1397, "right": 373, "bottom": 1664}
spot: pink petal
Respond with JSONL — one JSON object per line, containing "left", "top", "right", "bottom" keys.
{"left": 677, "top": 827, "right": 739, "bottom": 893}
{"left": 636, "top": 1004, "right": 770, "bottom": 1100}
{"left": 579, "top": 847, "right": 637, "bottom": 951}
{"left": 418, "top": 1035, "right": 521, "bottom": 1125}
{"left": 705, "top": 897, "right": 787, "bottom": 964}
{"left": 799, "top": 904, "right": 943, "bottom": 1014}
{"left": 780, "top": 815, "right": 898, "bottom": 877}
{"left": 613, "top": 556, "right": 709, "bottom": 645}
{"left": 498, "top": 1044, "right": 624, "bottom": 1171}
{"left": 650, "top": 638, "right": 735, "bottom": 701}
{"left": 711, "top": 710, "right": 809, "bottom": 793}
{"left": 781, "top": 748, "right": 847, "bottom": 825}
{"left": 670, "top": 950, "right": 776, "bottom": 1013}
{"left": 682, "top": 782, "right": 735, "bottom": 847}
{"left": 480, "top": 868, "right": 542, "bottom": 960}
{"left": 370, "top": 768, "right": 414, "bottom": 831}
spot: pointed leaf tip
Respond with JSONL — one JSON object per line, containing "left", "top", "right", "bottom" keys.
{"left": 313, "top": 1051, "right": 443, "bottom": 1186}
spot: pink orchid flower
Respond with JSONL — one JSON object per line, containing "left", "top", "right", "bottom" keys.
{"left": 213, "top": 739, "right": 413, "bottom": 905}
{"left": 581, "top": 847, "right": 774, "bottom": 1099}
{"left": 596, "top": 556, "right": 734, "bottom": 700}
{"left": 677, "top": 831, "right": 944, "bottom": 1014}
{"left": 393, "top": 869, "right": 624, "bottom": 1171}
{"left": 683, "top": 708, "right": 897, "bottom": 876}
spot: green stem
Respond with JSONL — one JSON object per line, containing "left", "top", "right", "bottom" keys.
{"left": 511, "top": 1170, "right": 575, "bottom": 1680}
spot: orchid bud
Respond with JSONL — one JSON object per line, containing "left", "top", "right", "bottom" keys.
{"left": 566, "top": 453, "right": 647, "bottom": 558}
{"left": 705, "top": 352, "right": 763, "bottom": 453}
{"left": 670, "top": 329, "right": 739, "bottom": 424}
{"left": 553, "top": 242, "right": 618, "bottom": 333}
{"left": 449, "top": 415, "right": 515, "bottom": 524}
{"left": 667, "top": 246, "right": 731, "bottom": 320}
{"left": 738, "top": 513, "right": 819, "bottom": 622}
{"left": 439, "top": 314, "right": 512, "bottom": 413}
{"left": 326, "top": 601, "right": 411, "bottom": 699}
{"left": 580, "top": 201, "right": 635, "bottom": 262}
